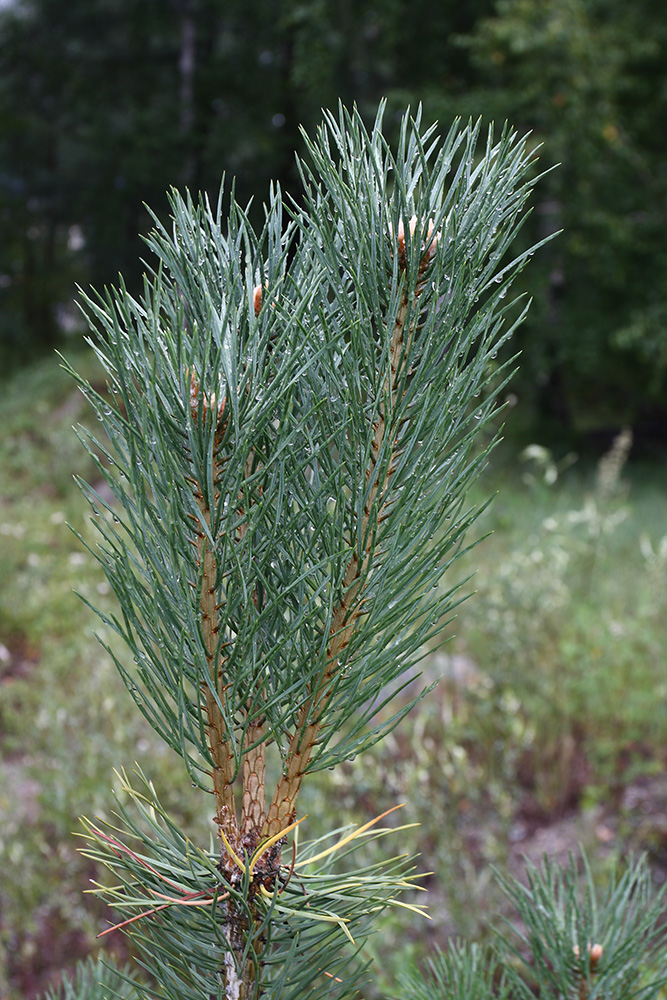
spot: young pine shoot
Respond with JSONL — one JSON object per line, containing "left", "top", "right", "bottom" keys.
{"left": 68, "top": 103, "right": 546, "bottom": 1000}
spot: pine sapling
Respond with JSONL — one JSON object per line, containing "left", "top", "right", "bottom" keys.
{"left": 68, "top": 103, "right": 549, "bottom": 1000}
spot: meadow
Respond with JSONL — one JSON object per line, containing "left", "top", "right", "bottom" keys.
{"left": 1, "top": 351, "right": 666, "bottom": 997}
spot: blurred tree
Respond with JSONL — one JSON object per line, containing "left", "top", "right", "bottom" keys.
{"left": 0, "top": 0, "right": 489, "bottom": 370}
{"left": 436, "top": 0, "right": 667, "bottom": 437}
{"left": 0, "top": 0, "right": 187, "bottom": 360}
{"left": 3, "top": 0, "right": 664, "bottom": 440}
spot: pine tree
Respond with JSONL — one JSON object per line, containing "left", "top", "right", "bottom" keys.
{"left": 67, "top": 103, "right": 546, "bottom": 999}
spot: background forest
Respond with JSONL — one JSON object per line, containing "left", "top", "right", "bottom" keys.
{"left": 1, "top": 1, "right": 667, "bottom": 998}
{"left": 1, "top": 0, "right": 667, "bottom": 439}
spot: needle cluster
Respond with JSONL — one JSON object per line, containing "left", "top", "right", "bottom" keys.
{"left": 69, "top": 102, "right": 548, "bottom": 999}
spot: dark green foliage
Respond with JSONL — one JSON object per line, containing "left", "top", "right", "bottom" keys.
{"left": 1, "top": 0, "right": 446, "bottom": 367}
{"left": 449, "top": 0, "right": 667, "bottom": 433}
{"left": 3, "top": 0, "right": 665, "bottom": 435}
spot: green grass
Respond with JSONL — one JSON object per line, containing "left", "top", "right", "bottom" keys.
{"left": 458, "top": 442, "right": 667, "bottom": 808}
{"left": 1, "top": 352, "right": 666, "bottom": 997}
{"left": 301, "top": 435, "right": 667, "bottom": 994}
{"left": 0, "top": 351, "right": 207, "bottom": 997}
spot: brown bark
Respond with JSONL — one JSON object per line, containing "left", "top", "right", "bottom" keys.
{"left": 241, "top": 714, "right": 266, "bottom": 841}
{"left": 196, "top": 476, "right": 240, "bottom": 857}
{"left": 193, "top": 420, "right": 267, "bottom": 998}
